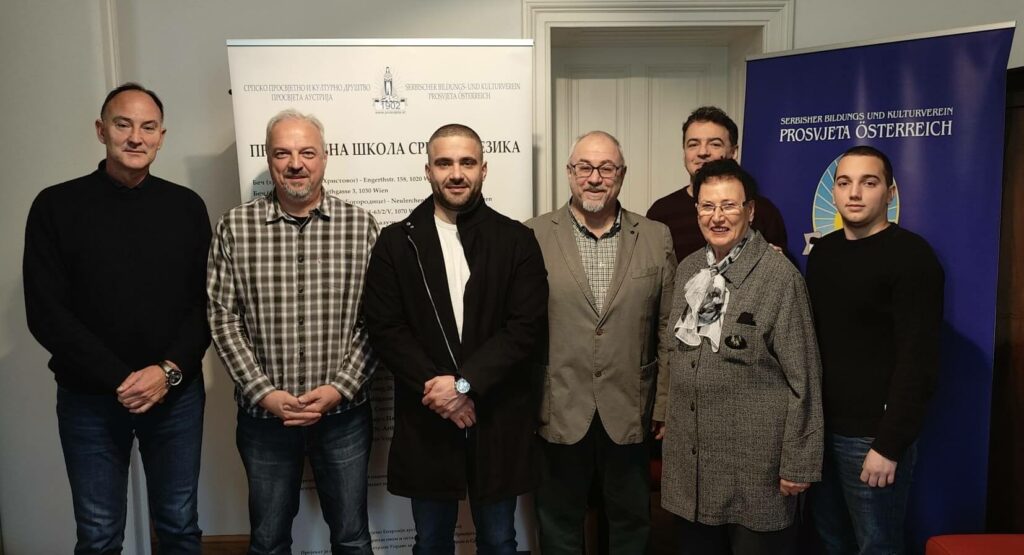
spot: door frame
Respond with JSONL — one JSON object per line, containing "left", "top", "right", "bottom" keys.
{"left": 523, "top": 0, "right": 795, "bottom": 214}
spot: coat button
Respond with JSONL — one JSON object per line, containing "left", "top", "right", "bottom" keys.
{"left": 690, "top": 401, "right": 695, "bottom": 411}
{"left": 691, "top": 446, "right": 697, "bottom": 455}
{"left": 690, "top": 360, "right": 696, "bottom": 368}
{"left": 595, "top": 370, "right": 603, "bottom": 378}
{"left": 596, "top": 328, "right": 604, "bottom": 336}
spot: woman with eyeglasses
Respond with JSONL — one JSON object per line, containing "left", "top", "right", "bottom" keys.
{"left": 652, "top": 158, "right": 823, "bottom": 555}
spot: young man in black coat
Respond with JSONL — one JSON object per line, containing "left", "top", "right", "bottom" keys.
{"left": 363, "top": 123, "right": 548, "bottom": 554}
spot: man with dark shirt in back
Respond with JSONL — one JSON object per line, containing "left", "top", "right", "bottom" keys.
{"left": 647, "top": 106, "right": 788, "bottom": 262}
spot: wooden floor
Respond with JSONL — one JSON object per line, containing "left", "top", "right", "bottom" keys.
{"left": 168, "top": 497, "right": 678, "bottom": 554}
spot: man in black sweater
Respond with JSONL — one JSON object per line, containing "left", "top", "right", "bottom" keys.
{"left": 806, "top": 145, "right": 944, "bottom": 555}
{"left": 23, "top": 83, "right": 211, "bottom": 554}
{"left": 646, "top": 106, "right": 789, "bottom": 262}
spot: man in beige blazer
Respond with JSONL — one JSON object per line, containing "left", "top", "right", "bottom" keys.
{"left": 526, "top": 131, "right": 676, "bottom": 554}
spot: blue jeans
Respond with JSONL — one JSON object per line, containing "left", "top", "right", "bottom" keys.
{"left": 56, "top": 377, "right": 205, "bottom": 555}
{"left": 811, "top": 433, "right": 917, "bottom": 555}
{"left": 410, "top": 497, "right": 518, "bottom": 555}
{"left": 236, "top": 401, "right": 372, "bottom": 555}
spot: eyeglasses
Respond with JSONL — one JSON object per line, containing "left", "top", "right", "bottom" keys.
{"left": 697, "top": 200, "right": 750, "bottom": 216}
{"left": 568, "top": 162, "right": 623, "bottom": 179}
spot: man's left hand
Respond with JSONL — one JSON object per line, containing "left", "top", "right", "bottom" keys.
{"left": 297, "top": 385, "right": 343, "bottom": 415}
{"left": 116, "top": 365, "right": 169, "bottom": 414}
{"left": 860, "top": 448, "right": 898, "bottom": 488}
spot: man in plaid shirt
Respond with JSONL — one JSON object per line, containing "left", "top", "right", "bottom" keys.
{"left": 208, "top": 109, "right": 379, "bottom": 554}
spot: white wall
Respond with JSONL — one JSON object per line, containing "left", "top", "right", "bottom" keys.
{"left": 0, "top": 1, "right": 109, "bottom": 553}
{"left": 1, "top": 0, "right": 1022, "bottom": 550}
{"left": 794, "top": 0, "right": 1024, "bottom": 68}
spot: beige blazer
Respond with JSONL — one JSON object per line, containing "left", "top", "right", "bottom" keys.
{"left": 526, "top": 204, "right": 676, "bottom": 445}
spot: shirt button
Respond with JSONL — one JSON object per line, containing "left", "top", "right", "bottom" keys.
{"left": 298, "top": 285, "right": 304, "bottom": 294}
{"left": 298, "top": 349, "right": 305, "bottom": 358}
{"left": 298, "top": 376, "right": 305, "bottom": 385}
{"left": 298, "top": 317, "right": 304, "bottom": 326}
{"left": 298, "top": 255, "right": 305, "bottom": 263}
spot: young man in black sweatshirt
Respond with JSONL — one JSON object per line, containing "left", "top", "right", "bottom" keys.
{"left": 806, "top": 145, "right": 944, "bottom": 555}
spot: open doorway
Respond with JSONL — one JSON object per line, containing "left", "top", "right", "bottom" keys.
{"left": 550, "top": 26, "right": 762, "bottom": 214}
{"left": 524, "top": 0, "right": 795, "bottom": 214}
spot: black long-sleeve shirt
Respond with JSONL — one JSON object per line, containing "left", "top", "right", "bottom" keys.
{"left": 806, "top": 224, "right": 944, "bottom": 461}
{"left": 23, "top": 161, "right": 212, "bottom": 394}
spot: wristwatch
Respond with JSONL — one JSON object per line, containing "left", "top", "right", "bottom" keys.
{"left": 160, "top": 361, "right": 183, "bottom": 387}
{"left": 455, "top": 376, "right": 471, "bottom": 395}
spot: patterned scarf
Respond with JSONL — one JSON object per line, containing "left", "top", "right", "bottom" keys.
{"left": 675, "top": 230, "right": 753, "bottom": 352}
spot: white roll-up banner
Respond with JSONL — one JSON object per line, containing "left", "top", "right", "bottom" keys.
{"left": 227, "top": 39, "right": 535, "bottom": 553}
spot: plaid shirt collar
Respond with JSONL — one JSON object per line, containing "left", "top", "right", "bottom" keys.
{"left": 264, "top": 188, "right": 332, "bottom": 224}
{"left": 568, "top": 202, "right": 623, "bottom": 240}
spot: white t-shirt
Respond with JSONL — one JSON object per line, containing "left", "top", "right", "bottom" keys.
{"left": 434, "top": 216, "right": 471, "bottom": 340}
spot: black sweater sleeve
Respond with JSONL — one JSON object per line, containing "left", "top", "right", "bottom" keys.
{"left": 872, "top": 244, "right": 944, "bottom": 460}
{"left": 162, "top": 196, "right": 213, "bottom": 382}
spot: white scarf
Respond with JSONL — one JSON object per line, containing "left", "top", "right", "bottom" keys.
{"left": 675, "top": 231, "right": 752, "bottom": 352}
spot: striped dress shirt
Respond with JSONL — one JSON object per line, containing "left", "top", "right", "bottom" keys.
{"left": 208, "top": 191, "right": 379, "bottom": 418}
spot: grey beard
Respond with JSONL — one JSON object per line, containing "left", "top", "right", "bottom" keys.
{"left": 580, "top": 198, "right": 606, "bottom": 213}
{"left": 283, "top": 182, "right": 316, "bottom": 201}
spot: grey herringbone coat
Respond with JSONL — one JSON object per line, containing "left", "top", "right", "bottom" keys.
{"left": 654, "top": 231, "right": 823, "bottom": 531}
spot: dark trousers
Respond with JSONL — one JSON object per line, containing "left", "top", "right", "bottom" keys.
{"left": 410, "top": 496, "right": 518, "bottom": 555}
{"left": 535, "top": 414, "right": 650, "bottom": 555}
{"left": 57, "top": 377, "right": 205, "bottom": 555}
{"left": 236, "top": 401, "right": 372, "bottom": 555}
{"left": 676, "top": 517, "right": 798, "bottom": 555}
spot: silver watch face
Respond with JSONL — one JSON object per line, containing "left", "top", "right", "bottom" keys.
{"left": 162, "top": 364, "right": 183, "bottom": 387}
{"left": 455, "top": 378, "right": 470, "bottom": 394}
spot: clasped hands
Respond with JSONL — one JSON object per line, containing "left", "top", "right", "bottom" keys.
{"left": 259, "top": 385, "right": 343, "bottom": 426}
{"left": 116, "top": 364, "right": 170, "bottom": 414}
{"left": 422, "top": 375, "right": 476, "bottom": 429}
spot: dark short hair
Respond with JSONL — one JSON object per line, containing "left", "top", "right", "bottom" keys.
{"left": 839, "top": 145, "right": 894, "bottom": 186}
{"left": 692, "top": 159, "right": 758, "bottom": 202}
{"left": 100, "top": 82, "right": 164, "bottom": 120}
{"left": 427, "top": 123, "right": 482, "bottom": 159}
{"left": 682, "top": 106, "right": 738, "bottom": 146}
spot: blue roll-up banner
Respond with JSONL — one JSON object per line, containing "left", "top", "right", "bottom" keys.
{"left": 742, "top": 23, "right": 1014, "bottom": 551}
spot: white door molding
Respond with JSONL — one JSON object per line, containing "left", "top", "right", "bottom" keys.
{"left": 99, "top": 0, "right": 121, "bottom": 89}
{"left": 523, "top": 0, "right": 795, "bottom": 214}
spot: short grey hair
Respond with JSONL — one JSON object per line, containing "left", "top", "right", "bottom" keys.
{"left": 264, "top": 109, "right": 327, "bottom": 153}
{"left": 568, "top": 130, "right": 625, "bottom": 164}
